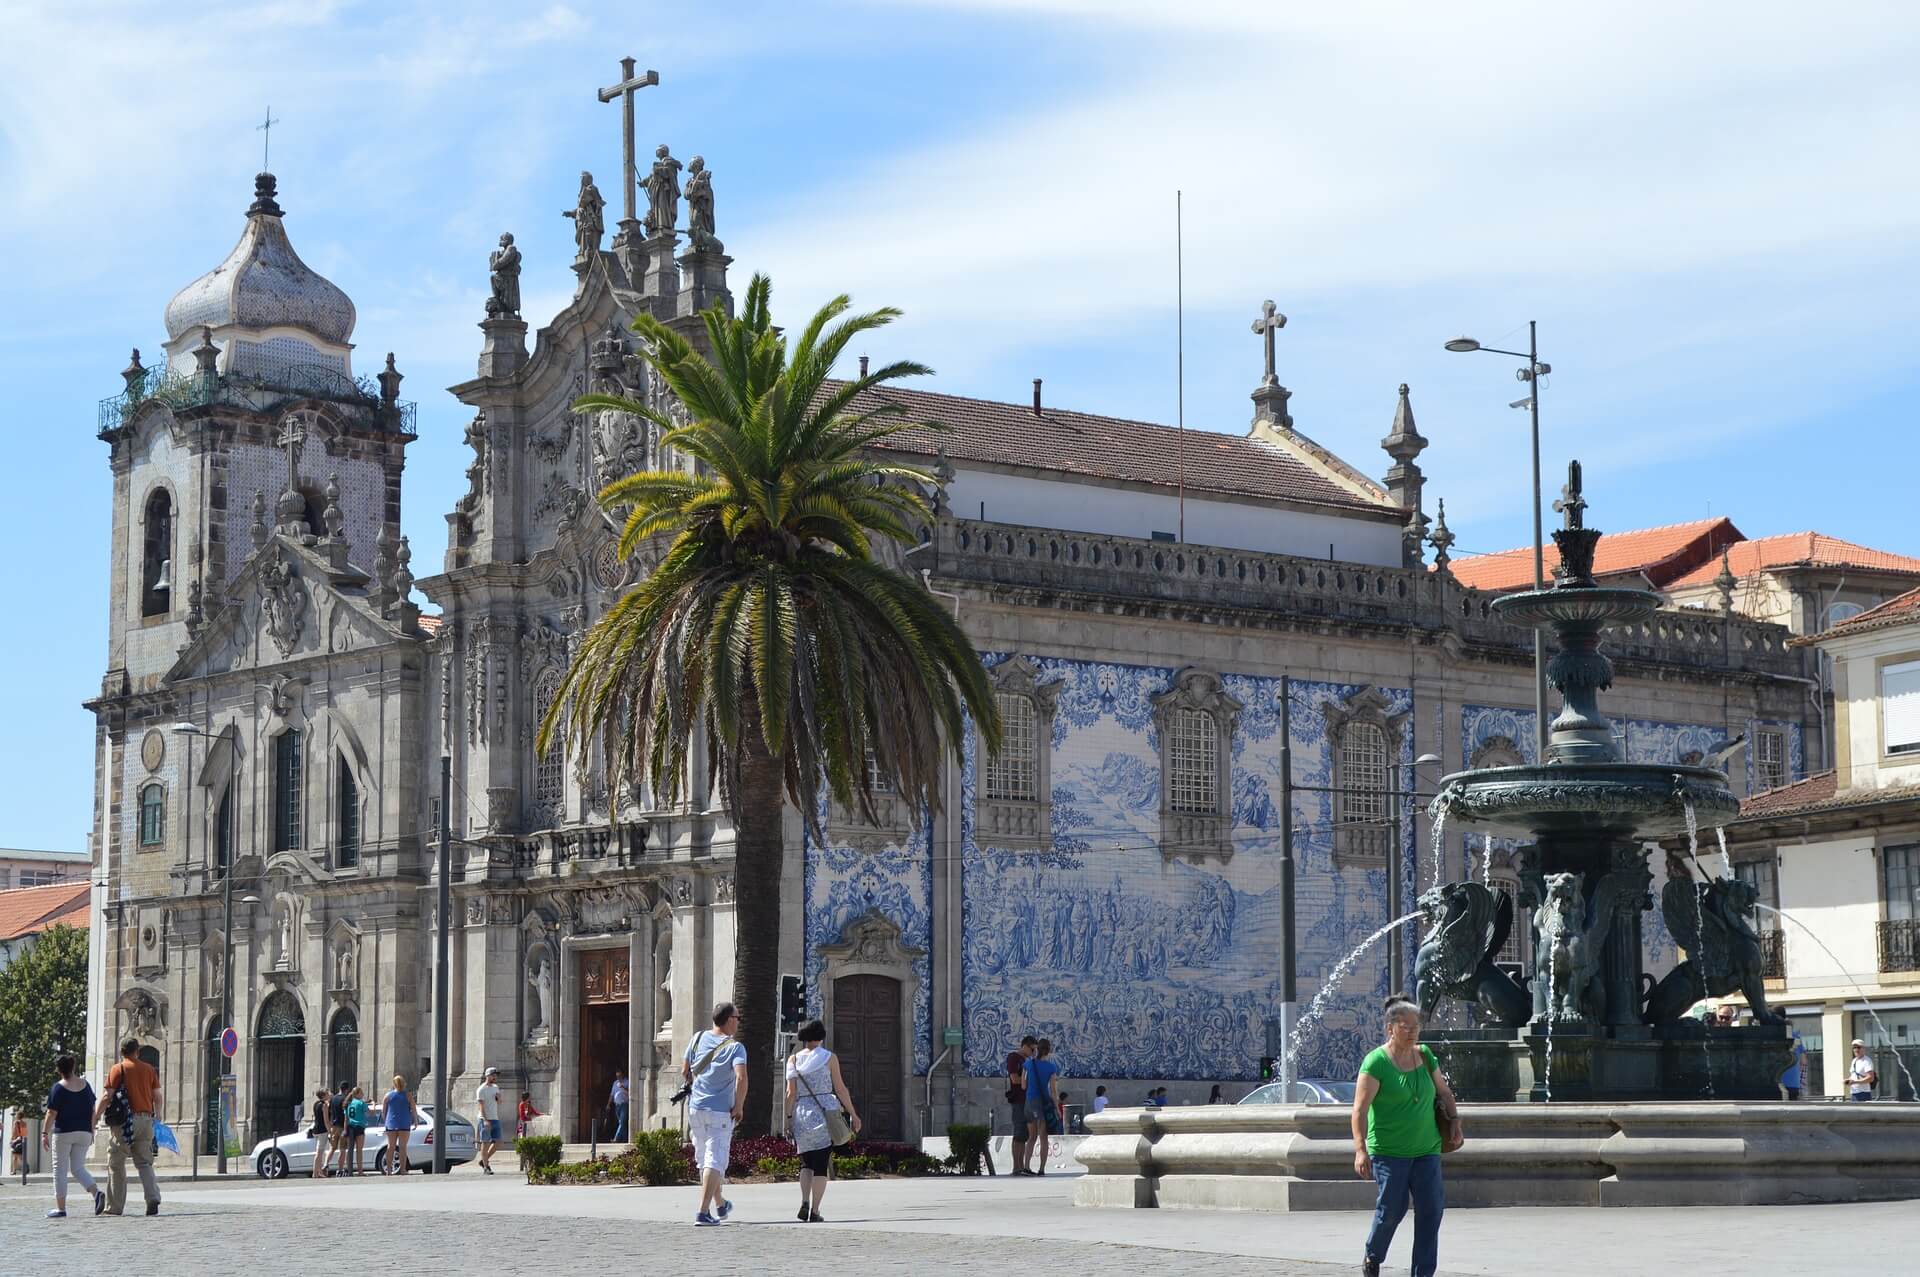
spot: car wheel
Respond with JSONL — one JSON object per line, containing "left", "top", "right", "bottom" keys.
{"left": 373, "top": 1148, "right": 389, "bottom": 1175}
{"left": 258, "top": 1149, "right": 289, "bottom": 1180}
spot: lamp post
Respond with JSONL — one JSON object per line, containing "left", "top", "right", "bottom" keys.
{"left": 1445, "top": 323, "right": 1552, "bottom": 758}
{"left": 1386, "top": 755, "right": 1445, "bottom": 990}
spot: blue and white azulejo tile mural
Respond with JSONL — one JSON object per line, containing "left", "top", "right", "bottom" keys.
{"left": 960, "top": 656, "right": 1413, "bottom": 1083}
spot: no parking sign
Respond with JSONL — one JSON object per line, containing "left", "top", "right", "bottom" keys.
{"left": 221, "top": 1027, "right": 239, "bottom": 1058}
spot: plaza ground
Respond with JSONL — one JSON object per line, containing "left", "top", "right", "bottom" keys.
{"left": 4, "top": 1163, "right": 1917, "bottom": 1274}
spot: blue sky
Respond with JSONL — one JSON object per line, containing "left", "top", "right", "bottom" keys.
{"left": 3, "top": 1, "right": 1918, "bottom": 850}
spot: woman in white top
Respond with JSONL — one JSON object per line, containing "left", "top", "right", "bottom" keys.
{"left": 1848, "top": 1039, "right": 1878, "bottom": 1101}
{"left": 783, "top": 1019, "right": 861, "bottom": 1222}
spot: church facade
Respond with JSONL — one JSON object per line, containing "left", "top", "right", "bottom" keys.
{"left": 87, "top": 139, "right": 1819, "bottom": 1156}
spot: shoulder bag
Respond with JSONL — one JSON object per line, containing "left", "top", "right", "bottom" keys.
{"left": 1426, "top": 1053, "right": 1464, "bottom": 1154}
{"left": 671, "top": 1034, "right": 733, "bottom": 1105}
{"left": 796, "top": 1053, "right": 855, "bottom": 1146}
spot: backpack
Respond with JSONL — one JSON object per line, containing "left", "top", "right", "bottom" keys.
{"left": 101, "top": 1066, "right": 134, "bottom": 1144}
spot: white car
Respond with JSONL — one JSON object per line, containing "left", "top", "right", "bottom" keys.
{"left": 251, "top": 1105, "right": 475, "bottom": 1178}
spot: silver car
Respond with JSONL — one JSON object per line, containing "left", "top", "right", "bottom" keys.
{"left": 1237, "top": 1079, "right": 1357, "bottom": 1105}
{"left": 252, "top": 1105, "right": 475, "bottom": 1178}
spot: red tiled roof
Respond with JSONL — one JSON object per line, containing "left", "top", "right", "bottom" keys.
{"left": 1812, "top": 584, "right": 1920, "bottom": 642}
{"left": 1448, "top": 517, "right": 1742, "bottom": 592}
{"left": 0, "top": 881, "right": 91, "bottom": 941}
{"left": 832, "top": 381, "right": 1399, "bottom": 516}
{"left": 1668, "top": 532, "right": 1920, "bottom": 589}
{"left": 1734, "top": 770, "right": 1920, "bottom": 821}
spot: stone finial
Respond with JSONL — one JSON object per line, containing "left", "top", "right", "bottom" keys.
{"left": 932, "top": 446, "right": 956, "bottom": 516}
{"left": 248, "top": 171, "right": 283, "bottom": 218}
{"left": 372, "top": 522, "right": 396, "bottom": 607}
{"left": 1381, "top": 383, "right": 1428, "bottom": 461}
{"left": 392, "top": 536, "right": 414, "bottom": 606}
{"left": 1404, "top": 508, "right": 1432, "bottom": 567}
{"left": 321, "top": 473, "right": 345, "bottom": 542}
{"left": 378, "top": 352, "right": 403, "bottom": 407}
{"left": 122, "top": 349, "right": 147, "bottom": 400}
{"left": 250, "top": 490, "right": 270, "bottom": 549}
{"left": 1714, "top": 551, "right": 1738, "bottom": 612}
{"left": 193, "top": 326, "right": 220, "bottom": 378}
{"left": 1428, "top": 499, "right": 1456, "bottom": 571}
{"left": 1382, "top": 383, "right": 1429, "bottom": 566}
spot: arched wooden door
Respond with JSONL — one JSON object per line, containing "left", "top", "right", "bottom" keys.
{"left": 255, "top": 992, "right": 306, "bottom": 1138}
{"left": 832, "top": 975, "right": 903, "bottom": 1140}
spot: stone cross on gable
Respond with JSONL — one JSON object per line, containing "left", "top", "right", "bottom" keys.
{"left": 276, "top": 416, "right": 305, "bottom": 480}
{"left": 1251, "top": 299, "right": 1287, "bottom": 387}
{"left": 597, "top": 57, "right": 661, "bottom": 228}
{"left": 1553, "top": 459, "right": 1587, "bottom": 530}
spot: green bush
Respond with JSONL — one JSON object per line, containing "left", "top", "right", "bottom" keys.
{"left": 515, "top": 1135, "right": 563, "bottom": 1173}
{"left": 894, "top": 1151, "right": 948, "bottom": 1177}
{"left": 946, "top": 1123, "right": 990, "bottom": 1175}
{"left": 527, "top": 1163, "right": 560, "bottom": 1186}
{"left": 831, "top": 1154, "right": 876, "bottom": 1179}
{"left": 625, "top": 1127, "right": 695, "bottom": 1186}
{"left": 756, "top": 1155, "right": 802, "bottom": 1179}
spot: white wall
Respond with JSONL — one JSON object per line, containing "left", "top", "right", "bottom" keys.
{"left": 945, "top": 467, "right": 1405, "bottom": 566}
{"left": 1778, "top": 835, "right": 1881, "bottom": 983}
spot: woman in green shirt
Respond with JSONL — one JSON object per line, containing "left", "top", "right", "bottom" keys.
{"left": 1350, "top": 997, "right": 1460, "bottom": 1277}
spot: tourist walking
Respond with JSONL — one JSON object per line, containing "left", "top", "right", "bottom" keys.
{"left": 42, "top": 1054, "right": 101, "bottom": 1218}
{"left": 342, "top": 1086, "right": 371, "bottom": 1174}
{"left": 328, "top": 1083, "right": 352, "bottom": 1176}
{"left": 609, "top": 1069, "right": 630, "bottom": 1142}
{"left": 380, "top": 1075, "right": 416, "bottom": 1173}
{"left": 1351, "top": 997, "right": 1460, "bottom": 1277}
{"left": 308, "top": 1086, "right": 335, "bottom": 1178}
{"left": 1024, "top": 1038, "right": 1062, "bottom": 1176}
{"left": 1848, "top": 1039, "right": 1878, "bottom": 1101}
{"left": 93, "top": 1038, "right": 161, "bottom": 1216}
{"left": 783, "top": 1019, "right": 862, "bottom": 1222}
{"left": 475, "top": 1067, "right": 503, "bottom": 1174}
{"left": 1006, "top": 1035, "right": 1035, "bottom": 1173}
{"left": 683, "top": 1002, "right": 748, "bottom": 1226}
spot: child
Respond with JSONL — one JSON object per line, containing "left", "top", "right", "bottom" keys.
{"left": 516, "top": 1091, "right": 542, "bottom": 1140}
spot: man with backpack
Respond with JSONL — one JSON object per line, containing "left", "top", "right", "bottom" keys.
{"left": 92, "top": 1039, "right": 161, "bottom": 1216}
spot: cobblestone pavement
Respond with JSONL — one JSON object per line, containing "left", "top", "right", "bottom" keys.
{"left": 0, "top": 1194, "right": 1341, "bottom": 1276}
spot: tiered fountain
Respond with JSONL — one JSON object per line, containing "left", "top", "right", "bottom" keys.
{"left": 1417, "top": 460, "right": 1787, "bottom": 1101}
{"left": 1076, "top": 465, "right": 1920, "bottom": 1211}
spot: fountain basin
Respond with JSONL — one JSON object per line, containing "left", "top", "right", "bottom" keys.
{"left": 1492, "top": 586, "right": 1661, "bottom": 628}
{"left": 1436, "top": 763, "right": 1740, "bottom": 839}
{"left": 1074, "top": 1101, "right": 1920, "bottom": 1210}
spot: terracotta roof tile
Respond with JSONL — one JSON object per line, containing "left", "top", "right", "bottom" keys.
{"left": 0, "top": 881, "right": 91, "bottom": 941}
{"left": 1733, "top": 770, "right": 1920, "bottom": 821}
{"left": 1668, "top": 532, "right": 1920, "bottom": 588}
{"left": 833, "top": 381, "right": 1399, "bottom": 516}
{"left": 1448, "top": 517, "right": 1742, "bottom": 592}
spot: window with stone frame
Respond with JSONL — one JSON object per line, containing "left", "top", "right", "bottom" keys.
{"left": 865, "top": 747, "right": 894, "bottom": 796}
{"left": 273, "top": 728, "right": 302, "bottom": 852}
{"left": 532, "top": 670, "right": 565, "bottom": 823}
{"left": 214, "top": 782, "right": 233, "bottom": 875}
{"left": 1152, "top": 668, "right": 1243, "bottom": 864}
{"left": 138, "top": 783, "right": 166, "bottom": 847}
{"left": 975, "top": 656, "right": 1062, "bottom": 851}
{"left": 1754, "top": 727, "right": 1788, "bottom": 791}
{"left": 336, "top": 755, "right": 360, "bottom": 868}
{"left": 1327, "top": 686, "right": 1409, "bottom": 868}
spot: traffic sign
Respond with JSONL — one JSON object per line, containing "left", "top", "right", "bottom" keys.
{"left": 221, "top": 1027, "right": 239, "bottom": 1058}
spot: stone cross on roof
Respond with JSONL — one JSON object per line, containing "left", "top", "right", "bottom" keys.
{"left": 256, "top": 106, "right": 280, "bottom": 170}
{"left": 597, "top": 57, "right": 660, "bottom": 229}
{"left": 1251, "top": 299, "right": 1287, "bottom": 387}
{"left": 274, "top": 415, "right": 309, "bottom": 532}
{"left": 1552, "top": 459, "right": 1587, "bottom": 531}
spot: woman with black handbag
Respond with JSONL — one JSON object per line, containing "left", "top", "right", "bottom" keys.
{"left": 783, "top": 1019, "right": 861, "bottom": 1222}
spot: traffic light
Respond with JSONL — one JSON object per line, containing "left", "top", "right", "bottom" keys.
{"left": 779, "top": 974, "right": 805, "bottom": 1033}
{"left": 1260, "top": 1056, "right": 1277, "bottom": 1081}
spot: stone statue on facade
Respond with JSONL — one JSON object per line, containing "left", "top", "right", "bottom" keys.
{"left": 272, "top": 900, "right": 294, "bottom": 970}
{"left": 527, "top": 950, "right": 555, "bottom": 1036}
{"left": 684, "top": 155, "right": 719, "bottom": 251}
{"left": 334, "top": 939, "right": 355, "bottom": 991}
{"left": 643, "top": 144, "right": 681, "bottom": 236}
{"left": 563, "top": 172, "right": 606, "bottom": 263}
{"left": 486, "top": 232, "right": 522, "bottom": 318}
{"left": 1643, "top": 870, "right": 1785, "bottom": 1025}
{"left": 1413, "top": 881, "right": 1530, "bottom": 1027}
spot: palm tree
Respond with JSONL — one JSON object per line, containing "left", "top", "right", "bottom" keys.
{"left": 543, "top": 275, "right": 998, "bottom": 1134}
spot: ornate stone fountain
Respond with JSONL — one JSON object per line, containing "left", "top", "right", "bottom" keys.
{"left": 1418, "top": 462, "right": 1786, "bottom": 1101}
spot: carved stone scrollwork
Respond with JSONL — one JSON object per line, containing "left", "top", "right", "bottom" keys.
{"left": 713, "top": 873, "right": 735, "bottom": 904}
{"left": 259, "top": 550, "right": 308, "bottom": 657}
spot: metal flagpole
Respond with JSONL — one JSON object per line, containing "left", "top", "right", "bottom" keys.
{"left": 433, "top": 755, "right": 451, "bottom": 1174}
{"left": 1176, "top": 190, "right": 1186, "bottom": 542}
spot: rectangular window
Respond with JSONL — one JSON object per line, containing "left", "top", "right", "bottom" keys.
{"left": 864, "top": 747, "right": 894, "bottom": 795}
{"left": 1339, "top": 722, "right": 1389, "bottom": 828}
{"left": 1887, "top": 844, "right": 1920, "bottom": 922}
{"left": 1886, "top": 661, "right": 1920, "bottom": 756}
{"left": 274, "top": 730, "right": 302, "bottom": 852}
{"left": 139, "top": 786, "right": 165, "bottom": 846}
{"left": 337, "top": 759, "right": 360, "bottom": 868}
{"left": 1168, "top": 707, "right": 1218, "bottom": 815}
{"left": 1754, "top": 728, "right": 1787, "bottom": 791}
{"left": 1732, "top": 856, "right": 1780, "bottom": 914}
{"left": 215, "top": 784, "right": 233, "bottom": 875}
{"left": 1491, "top": 878, "right": 1528, "bottom": 967}
{"left": 19, "top": 869, "right": 61, "bottom": 887}
{"left": 983, "top": 693, "right": 1036, "bottom": 802}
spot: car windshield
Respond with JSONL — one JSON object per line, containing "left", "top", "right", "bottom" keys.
{"left": 1310, "top": 1081, "right": 1357, "bottom": 1103}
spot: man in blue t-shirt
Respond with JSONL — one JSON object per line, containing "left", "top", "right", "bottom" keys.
{"left": 682, "top": 1002, "right": 748, "bottom": 1225}
{"left": 1024, "top": 1038, "right": 1062, "bottom": 1175}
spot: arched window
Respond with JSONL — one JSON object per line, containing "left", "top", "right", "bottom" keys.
{"left": 274, "top": 729, "right": 302, "bottom": 852}
{"left": 141, "top": 489, "right": 173, "bottom": 617}
{"left": 214, "top": 782, "right": 233, "bottom": 873}
{"left": 139, "top": 784, "right": 166, "bottom": 846}
{"left": 1327, "top": 685, "right": 1408, "bottom": 868}
{"left": 336, "top": 755, "right": 359, "bottom": 867}
{"left": 974, "top": 657, "right": 1062, "bottom": 852}
{"left": 1151, "top": 668, "right": 1243, "bottom": 863}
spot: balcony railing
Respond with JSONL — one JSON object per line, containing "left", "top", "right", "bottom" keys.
{"left": 1878, "top": 918, "right": 1920, "bottom": 974}
{"left": 99, "top": 357, "right": 417, "bottom": 436}
{"left": 1759, "top": 927, "right": 1785, "bottom": 979}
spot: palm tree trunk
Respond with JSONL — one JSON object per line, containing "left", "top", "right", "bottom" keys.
{"left": 729, "top": 731, "right": 786, "bottom": 1138}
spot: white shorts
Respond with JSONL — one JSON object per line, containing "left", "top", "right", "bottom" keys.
{"left": 688, "top": 1109, "right": 735, "bottom": 1174}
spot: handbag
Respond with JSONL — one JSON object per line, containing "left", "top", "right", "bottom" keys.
{"left": 796, "top": 1055, "right": 855, "bottom": 1146}
{"left": 1434, "top": 1097, "right": 1464, "bottom": 1154}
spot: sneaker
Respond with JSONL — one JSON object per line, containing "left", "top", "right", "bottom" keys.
{"left": 145, "top": 1202, "right": 161, "bottom": 1216}
{"left": 716, "top": 1198, "right": 732, "bottom": 1220}
{"left": 798, "top": 1205, "right": 810, "bottom": 1221}
{"left": 93, "top": 1190, "right": 105, "bottom": 1216}
{"left": 47, "top": 1210, "right": 66, "bottom": 1218}
{"left": 807, "top": 1209, "right": 825, "bottom": 1223}
{"left": 1361, "top": 1259, "right": 1381, "bottom": 1277}
{"left": 694, "top": 1212, "right": 718, "bottom": 1227}
{"left": 482, "top": 1164, "right": 494, "bottom": 1176}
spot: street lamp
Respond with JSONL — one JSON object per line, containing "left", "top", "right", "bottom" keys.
{"left": 1386, "top": 754, "right": 1445, "bottom": 990}
{"left": 1444, "top": 322, "right": 1552, "bottom": 758}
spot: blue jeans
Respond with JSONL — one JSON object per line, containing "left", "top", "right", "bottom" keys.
{"left": 612, "top": 1102, "right": 630, "bottom": 1140}
{"left": 1366, "top": 1154, "right": 1444, "bottom": 1277}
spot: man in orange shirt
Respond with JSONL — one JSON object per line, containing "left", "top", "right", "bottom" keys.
{"left": 92, "top": 1038, "right": 161, "bottom": 1216}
